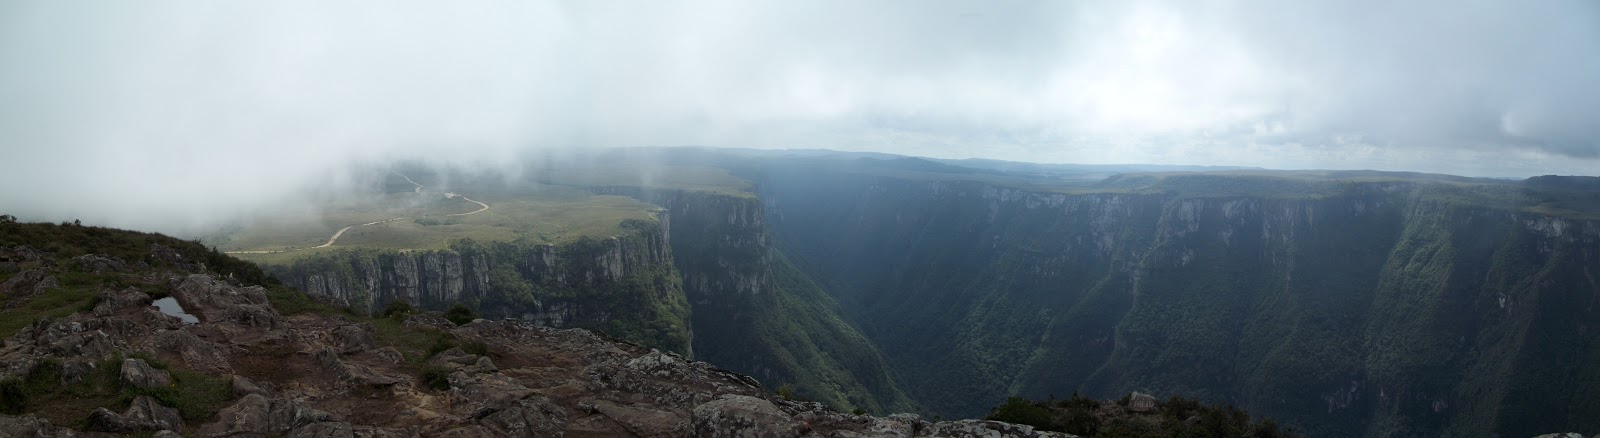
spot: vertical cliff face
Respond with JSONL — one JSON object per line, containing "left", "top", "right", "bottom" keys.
{"left": 595, "top": 187, "right": 917, "bottom": 414}
{"left": 756, "top": 171, "right": 1600, "bottom": 437}
{"left": 272, "top": 217, "right": 692, "bottom": 354}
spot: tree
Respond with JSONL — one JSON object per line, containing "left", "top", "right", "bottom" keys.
{"left": 444, "top": 303, "right": 478, "bottom": 326}
{"left": 381, "top": 300, "right": 414, "bottom": 319}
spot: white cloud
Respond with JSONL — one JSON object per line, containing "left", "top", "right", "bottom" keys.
{"left": 1, "top": 0, "right": 1597, "bottom": 232}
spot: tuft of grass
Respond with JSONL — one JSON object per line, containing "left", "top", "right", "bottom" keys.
{"left": 0, "top": 273, "right": 105, "bottom": 337}
{"left": 443, "top": 303, "right": 477, "bottom": 326}
{"left": 426, "top": 337, "right": 458, "bottom": 359}
{"left": 380, "top": 300, "right": 414, "bottom": 319}
{"left": 265, "top": 286, "right": 348, "bottom": 316}
{"left": 0, "top": 353, "right": 237, "bottom": 426}
{"left": 123, "top": 369, "right": 233, "bottom": 422}
{"left": 461, "top": 340, "right": 489, "bottom": 357}
{"left": 418, "top": 366, "right": 450, "bottom": 391}
{"left": 371, "top": 317, "right": 452, "bottom": 364}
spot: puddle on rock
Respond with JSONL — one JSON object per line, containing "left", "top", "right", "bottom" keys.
{"left": 152, "top": 297, "right": 199, "bottom": 324}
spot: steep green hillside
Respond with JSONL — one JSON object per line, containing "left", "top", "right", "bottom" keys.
{"left": 265, "top": 218, "right": 693, "bottom": 354}
{"left": 598, "top": 187, "right": 919, "bottom": 415}
{"left": 748, "top": 159, "right": 1600, "bottom": 437}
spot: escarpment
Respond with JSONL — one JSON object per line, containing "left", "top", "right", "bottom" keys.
{"left": 271, "top": 217, "right": 691, "bottom": 355}
{"left": 753, "top": 167, "right": 1600, "bottom": 437}
{"left": 0, "top": 236, "right": 1076, "bottom": 438}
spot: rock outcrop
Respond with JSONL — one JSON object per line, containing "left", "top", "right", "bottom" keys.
{"left": 269, "top": 218, "right": 692, "bottom": 355}
{"left": 0, "top": 245, "right": 1072, "bottom": 437}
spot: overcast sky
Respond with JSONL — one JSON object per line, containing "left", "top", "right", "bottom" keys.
{"left": 2, "top": 0, "right": 1598, "bottom": 232}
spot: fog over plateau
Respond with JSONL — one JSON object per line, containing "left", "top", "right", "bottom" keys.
{"left": 1, "top": 0, "right": 1597, "bottom": 233}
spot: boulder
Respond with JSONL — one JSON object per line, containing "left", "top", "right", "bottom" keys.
{"left": 692, "top": 394, "right": 800, "bottom": 438}
{"left": 71, "top": 254, "right": 126, "bottom": 273}
{"left": 232, "top": 374, "right": 270, "bottom": 396}
{"left": 924, "top": 419, "right": 1078, "bottom": 438}
{"left": 592, "top": 399, "right": 690, "bottom": 438}
{"left": 123, "top": 395, "right": 183, "bottom": 433}
{"left": 1128, "top": 391, "right": 1157, "bottom": 413}
{"left": 148, "top": 329, "right": 231, "bottom": 374}
{"left": 119, "top": 358, "right": 173, "bottom": 389}
{"left": 331, "top": 324, "right": 376, "bottom": 354}
{"left": 288, "top": 421, "right": 356, "bottom": 438}
{"left": 209, "top": 394, "right": 273, "bottom": 435}
{"left": 147, "top": 244, "right": 191, "bottom": 270}
{"left": 316, "top": 346, "right": 401, "bottom": 387}
{"left": 92, "top": 287, "right": 152, "bottom": 316}
{"left": 0, "top": 269, "right": 54, "bottom": 298}
{"left": 207, "top": 393, "right": 339, "bottom": 436}
{"left": 84, "top": 408, "right": 134, "bottom": 433}
{"left": 477, "top": 397, "right": 568, "bottom": 437}
{"left": 0, "top": 414, "right": 75, "bottom": 438}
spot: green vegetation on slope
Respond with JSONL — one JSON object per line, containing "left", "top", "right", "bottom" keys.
{"left": 616, "top": 188, "right": 918, "bottom": 415}
{"left": 987, "top": 393, "right": 1304, "bottom": 438}
{"left": 0, "top": 219, "right": 284, "bottom": 337}
{"left": 746, "top": 160, "right": 1600, "bottom": 437}
{"left": 224, "top": 183, "right": 657, "bottom": 266}
{"left": 265, "top": 218, "right": 693, "bottom": 354}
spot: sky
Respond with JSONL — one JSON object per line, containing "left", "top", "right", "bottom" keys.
{"left": 1, "top": 0, "right": 1598, "bottom": 232}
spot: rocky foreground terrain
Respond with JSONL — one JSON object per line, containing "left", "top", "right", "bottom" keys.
{"left": 0, "top": 242, "right": 1071, "bottom": 437}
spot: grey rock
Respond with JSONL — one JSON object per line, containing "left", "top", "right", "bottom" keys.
{"left": 477, "top": 397, "right": 568, "bottom": 437}
{"left": 434, "top": 425, "right": 494, "bottom": 438}
{"left": 592, "top": 399, "right": 690, "bottom": 438}
{"left": 692, "top": 394, "right": 800, "bottom": 438}
{"left": 210, "top": 393, "right": 273, "bottom": 435}
{"left": 149, "top": 329, "right": 231, "bottom": 374}
{"left": 208, "top": 393, "right": 339, "bottom": 436}
{"left": 374, "top": 347, "right": 405, "bottom": 364}
{"left": 316, "top": 346, "right": 401, "bottom": 387}
{"left": 71, "top": 254, "right": 126, "bottom": 273}
{"left": 232, "top": 374, "right": 269, "bottom": 396}
{"left": 289, "top": 421, "right": 356, "bottom": 438}
{"left": 332, "top": 324, "right": 376, "bottom": 354}
{"left": 85, "top": 408, "right": 133, "bottom": 433}
{"left": 1128, "top": 391, "right": 1157, "bottom": 413}
{"left": 92, "top": 287, "right": 153, "bottom": 317}
{"left": 924, "top": 419, "right": 1078, "bottom": 438}
{"left": 0, "top": 414, "right": 78, "bottom": 438}
{"left": 119, "top": 358, "right": 173, "bottom": 389}
{"left": 123, "top": 395, "right": 183, "bottom": 433}
{"left": 0, "top": 270, "right": 53, "bottom": 298}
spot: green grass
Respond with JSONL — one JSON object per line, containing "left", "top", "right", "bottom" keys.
{"left": 123, "top": 359, "right": 235, "bottom": 422}
{"left": 0, "top": 353, "right": 236, "bottom": 427}
{"left": 0, "top": 272, "right": 104, "bottom": 336}
{"left": 265, "top": 285, "right": 350, "bottom": 317}
{"left": 536, "top": 163, "right": 757, "bottom": 197}
{"left": 370, "top": 317, "right": 455, "bottom": 364}
{"left": 224, "top": 183, "right": 658, "bottom": 266}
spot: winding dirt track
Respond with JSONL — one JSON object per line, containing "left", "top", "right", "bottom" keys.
{"left": 224, "top": 172, "right": 488, "bottom": 254}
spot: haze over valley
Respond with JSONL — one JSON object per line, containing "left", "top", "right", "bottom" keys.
{"left": 2, "top": 1, "right": 1599, "bottom": 437}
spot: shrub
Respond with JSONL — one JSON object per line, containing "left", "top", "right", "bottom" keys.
{"left": 427, "top": 337, "right": 457, "bottom": 359}
{"left": 775, "top": 385, "right": 798, "bottom": 401}
{"left": 0, "top": 379, "right": 24, "bottom": 414}
{"left": 419, "top": 366, "right": 450, "bottom": 391}
{"left": 443, "top": 303, "right": 477, "bottom": 326}
{"left": 461, "top": 340, "right": 489, "bottom": 357}
{"left": 381, "top": 300, "right": 414, "bottom": 319}
{"left": 986, "top": 397, "right": 1055, "bottom": 431}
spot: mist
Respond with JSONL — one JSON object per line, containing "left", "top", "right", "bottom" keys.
{"left": 2, "top": 0, "right": 1598, "bottom": 234}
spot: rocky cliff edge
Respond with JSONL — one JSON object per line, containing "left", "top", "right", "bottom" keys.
{"left": 0, "top": 245, "right": 1071, "bottom": 438}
